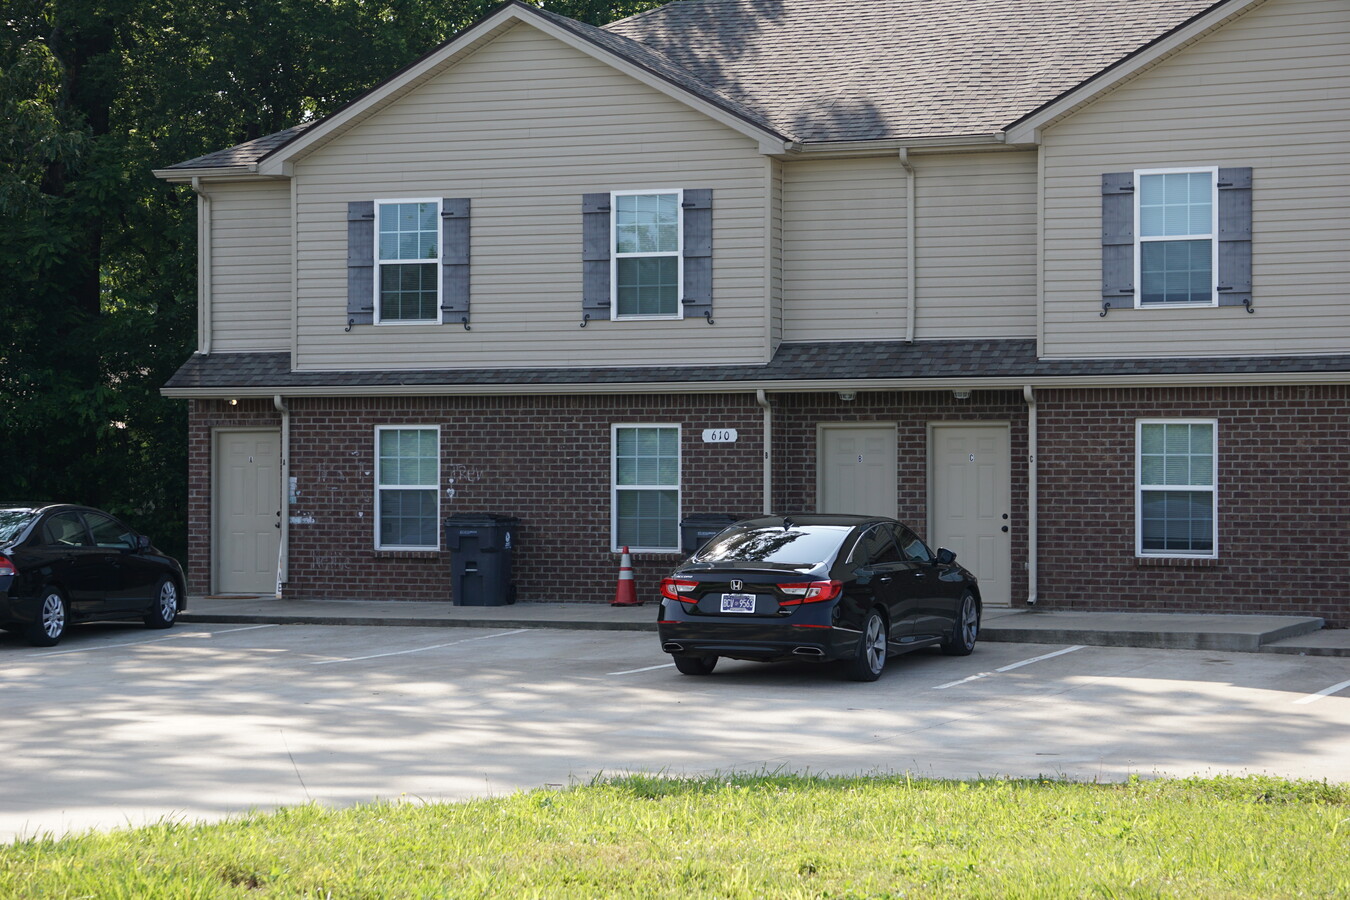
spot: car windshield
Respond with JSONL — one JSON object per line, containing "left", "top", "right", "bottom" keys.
{"left": 692, "top": 525, "right": 852, "bottom": 567}
{"left": 0, "top": 509, "right": 37, "bottom": 545}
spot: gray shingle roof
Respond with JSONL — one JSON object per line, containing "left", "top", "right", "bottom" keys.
{"left": 168, "top": 123, "right": 314, "bottom": 171}
{"left": 167, "top": 0, "right": 1228, "bottom": 168}
{"left": 163, "top": 341, "right": 1350, "bottom": 393}
{"left": 604, "top": 0, "right": 1222, "bottom": 142}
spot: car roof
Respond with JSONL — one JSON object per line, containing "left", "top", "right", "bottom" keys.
{"left": 0, "top": 503, "right": 83, "bottom": 515}
{"left": 735, "top": 514, "right": 894, "bottom": 529}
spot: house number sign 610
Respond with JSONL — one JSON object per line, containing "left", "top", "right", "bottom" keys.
{"left": 702, "top": 428, "right": 738, "bottom": 443}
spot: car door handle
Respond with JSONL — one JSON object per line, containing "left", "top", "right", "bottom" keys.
{"left": 877, "top": 575, "right": 893, "bottom": 583}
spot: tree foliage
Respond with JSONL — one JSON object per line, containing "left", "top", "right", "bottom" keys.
{"left": 0, "top": 0, "right": 666, "bottom": 563}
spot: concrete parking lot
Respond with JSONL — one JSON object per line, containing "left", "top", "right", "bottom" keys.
{"left": 2, "top": 622, "right": 1348, "bottom": 841}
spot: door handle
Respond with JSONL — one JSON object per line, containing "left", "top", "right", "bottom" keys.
{"left": 1002, "top": 525, "right": 1009, "bottom": 533}
{"left": 878, "top": 575, "right": 893, "bottom": 583}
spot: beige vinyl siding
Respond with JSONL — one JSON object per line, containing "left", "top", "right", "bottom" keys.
{"left": 768, "top": 158, "right": 784, "bottom": 348}
{"left": 782, "top": 157, "right": 906, "bottom": 341}
{"left": 291, "top": 23, "right": 768, "bottom": 371}
{"left": 209, "top": 181, "right": 292, "bottom": 352}
{"left": 913, "top": 151, "right": 1037, "bottom": 339}
{"left": 1041, "top": 0, "right": 1350, "bottom": 358}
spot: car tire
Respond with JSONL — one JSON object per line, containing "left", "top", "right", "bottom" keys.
{"left": 144, "top": 577, "right": 179, "bottom": 629}
{"left": 846, "top": 611, "right": 887, "bottom": 682}
{"left": 25, "top": 588, "right": 69, "bottom": 647}
{"left": 672, "top": 653, "right": 717, "bottom": 676}
{"left": 941, "top": 592, "right": 980, "bottom": 656}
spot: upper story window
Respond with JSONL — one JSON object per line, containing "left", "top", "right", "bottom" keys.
{"left": 612, "top": 190, "right": 683, "bottom": 319}
{"left": 376, "top": 200, "right": 441, "bottom": 324}
{"left": 1100, "top": 167, "right": 1250, "bottom": 315}
{"left": 1135, "top": 168, "right": 1217, "bottom": 307}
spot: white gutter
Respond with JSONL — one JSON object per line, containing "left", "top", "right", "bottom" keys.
{"left": 273, "top": 394, "right": 290, "bottom": 595}
{"left": 755, "top": 389, "right": 772, "bottom": 514}
{"left": 190, "top": 177, "right": 212, "bottom": 355}
{"left": 1023, "top": 385, "right": 1038, "bottom": 606}
{"left": 899, "top": 149, "right": 917, "bottom": 343}
{"left": 161, "top": 368, "right": 1350, "bottom": 401}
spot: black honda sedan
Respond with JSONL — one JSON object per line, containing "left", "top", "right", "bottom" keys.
{"left": 0, "top": 504, "right": 185, "bottom": 647}
{"left": 657, "top": 515, "right": 980, "bottom": 681}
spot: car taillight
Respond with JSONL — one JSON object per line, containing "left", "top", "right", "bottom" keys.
{"left": 777, "top": 579, "right": 842, "bottom": 605}
{"left": 660, "top": 577, "right": 700, "bottom": 602}
{"left": 0, "top": 555, "right": 15, "bottom": 578}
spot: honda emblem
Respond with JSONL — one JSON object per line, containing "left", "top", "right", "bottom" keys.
{"left": 730, "top": 580, "right": 744, "bottom": 592}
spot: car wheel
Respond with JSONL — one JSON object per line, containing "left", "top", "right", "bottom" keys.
{"left": 25, "top": 588, "right": 68, "bottom": 647}
{"left": 846, "top": 611, "right": 887, "bottom": 682}
{"left": 672, "top": 653, "right": 717, "bottom": 676}
{"left": 942, "top": 592, "right": 980, "bottom": 656}
{"left": 144, "top": 577, "right": 179, "bottom": 629}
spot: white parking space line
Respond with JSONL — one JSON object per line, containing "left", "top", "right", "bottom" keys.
{"left": 608, "top": 662, "right": 676, "bottom": 676}
{"left": 932, "top": 645, "right": 1086, "bottom": 690}
{"left": 15, "top": 624, "right": 278, "bottom": 659}
{"left": 1293, "top": 677, "right": 1350, "bottom": 705}
{"left": 310, "top": 629, "right": 529, "bottom": 665}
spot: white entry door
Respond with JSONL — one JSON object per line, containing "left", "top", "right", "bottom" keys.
{"left": 214, "top": 429, "right": 281, "bottom": 595}
{"left": 818, "top": 424, "right": 897, "bottom": 519}
{"left": 930, "top": 423, "right": 1011, "bottom": 606}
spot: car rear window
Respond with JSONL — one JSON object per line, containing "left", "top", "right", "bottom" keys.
{"left": 693, "top": 525, "right": 852, "bottom": 566}
{"left": 0, "top": 509, "right": 37, "bottom": 545}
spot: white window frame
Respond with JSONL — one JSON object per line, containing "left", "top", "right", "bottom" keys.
{"left": 611, "top": 423, "right": 682, "bottom": 553}
{"left": 374, "top": 425, "right": 440, "bottom": 550}
{"left": 1135, "top": 418, "right": 1218, "bottom": 559}
{"left": 1133, "top": 167, "right": 1219, "bottom": 309}
{"left": 610, "top": 189, "right": 683, "bottom": 321}
{"left": 374, "top": 198, "right": 442, "bottom": 325}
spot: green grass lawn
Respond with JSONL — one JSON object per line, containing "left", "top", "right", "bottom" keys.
{"left": 1, "top": 774, "right": 1346, "bottom": 898}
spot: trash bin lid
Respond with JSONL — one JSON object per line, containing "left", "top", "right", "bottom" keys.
{"left": 679, "top": 513, "right": 742, "bottom": 526}
{"left": 444, "top": 513, "right": 521, "bottom": 527}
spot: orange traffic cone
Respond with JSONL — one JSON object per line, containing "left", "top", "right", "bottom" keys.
{"left": 611, "top": 546, "right": 642, "bottom": 606}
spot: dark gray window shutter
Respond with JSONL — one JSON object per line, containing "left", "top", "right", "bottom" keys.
{"left": 1216, "top": 167, "right": 1253, "bottom": 310}
{"left": 346, "top": 201, "right": 375, "bottom": 328}
{"left": 682, "top": 189, "right": 713, "bottom": 323}
{"left": 1101, "top": 173, "right": 1134, "bottom": 315}
{"left": 581, "top": 193, "right": 611, "bottom": 326}
{"left": 440, "top": 198, "right": 470, "bottom": 328}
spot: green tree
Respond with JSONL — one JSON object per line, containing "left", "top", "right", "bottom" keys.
{"left": 0, "top": 0, "right": 665, "bottom": 564}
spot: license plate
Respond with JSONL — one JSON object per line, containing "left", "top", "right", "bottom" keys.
{"left": 720, "top": 593, "right": 756, "bottom": 613}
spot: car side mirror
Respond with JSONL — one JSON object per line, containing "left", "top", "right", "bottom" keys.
{"left": 936, "top": 548, "right": 956, "bottom": 566}
{"left": 136, "top": 534, "right": 151, "bottom": 552}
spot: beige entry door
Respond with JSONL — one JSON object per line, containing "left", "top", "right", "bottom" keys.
{"left": 930, "top": 423, "right": 1011, "bottom": 606}
{"left": 214, "top": 429, "right": 281, "bottom": 595}
{"left": 818, "top": 424, "right": 898, "bottom": 519}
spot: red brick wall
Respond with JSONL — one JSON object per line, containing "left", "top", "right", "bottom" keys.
{"left": 184, "top": 386, "right": 1350, "bottom": 625}
{"left": 1036, "top": 386, "right": 1350, "bottom": 626}
{"left": 246, "top": 394, "right": 763, "bottom": 603}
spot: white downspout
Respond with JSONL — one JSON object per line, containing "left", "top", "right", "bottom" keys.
{"left": 755, "top": 389, "right": 772, "bottom": 514}
{"left": 273, "top": 394, "right": 290, "bottom": 596}
{"left": 1023, "top": 385, "right": 1038, "bottom": 606}
{"left": 190, "top": 176, "right": 212, "bottom": 355}
{"left": 899, "top": 149, "right": 917, "bottom": 343}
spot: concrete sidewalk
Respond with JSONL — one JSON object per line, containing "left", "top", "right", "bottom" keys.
{"left": 180, "top": 595, "right": 1348, "bottom": 656}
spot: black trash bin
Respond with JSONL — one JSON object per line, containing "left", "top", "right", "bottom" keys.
{"left": 444, "top": 513, "right": 520, "bottom": 606}
{"left": 679, "top": 513, "right": 741, "bottom": 556}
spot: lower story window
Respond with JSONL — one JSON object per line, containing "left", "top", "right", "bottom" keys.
{"left": 376, "top": 426, "right": 439, "bottom": 549}
{"left": 613, "top": 424, "right": 680, "bottom": 551}
{"left": 1137, "top": 420, "right": 1216, "bottom": 557}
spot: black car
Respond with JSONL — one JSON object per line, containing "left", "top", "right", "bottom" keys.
{"left": 0, "top": 504, "right": 186, "bottom": 647}
{"left": 657, "top": 515, "right": 980, "bottom": 681}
